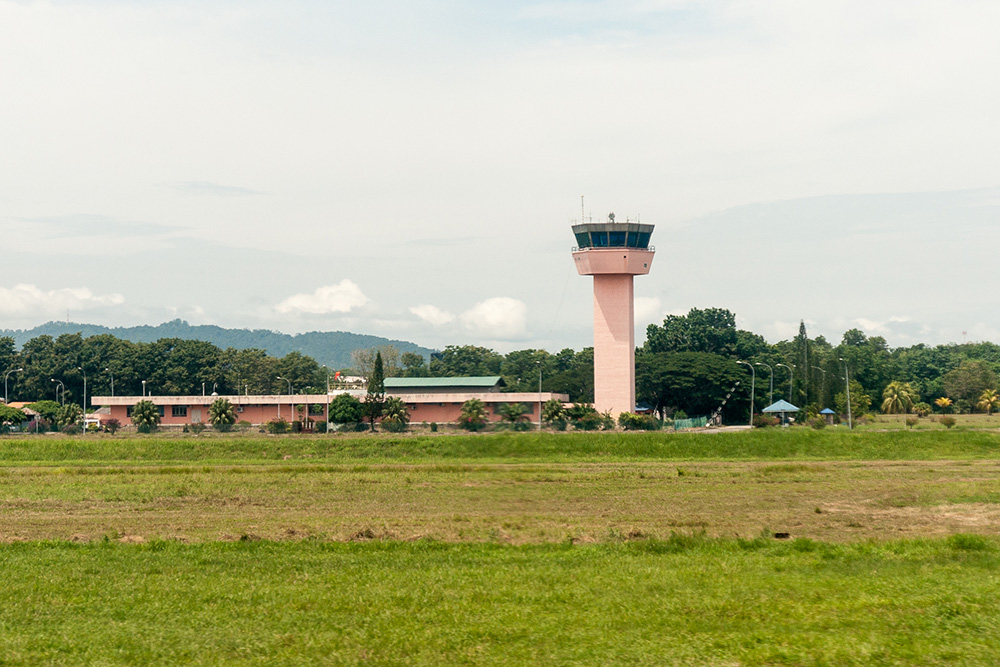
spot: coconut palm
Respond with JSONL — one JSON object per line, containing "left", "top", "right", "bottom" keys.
{"left": 130, "top": 399, "right": 160, "bottom": 433}
{"left": 881, "top": 381, "right": 916, "bottom": 414}
{"left": 497, "top": 402, "right": 527, "bottom": 423}
{"left": 381, "top": 396, "right": 410, "bottom": 431}
{"left": 459, "top": 398, "right": 488, "bottom": 431}
{"left": 977, "top": 389, "right": 1000, "bottom": 416}
{"left": 934, "top": 397, "right": 954, "bottom": 414}
{"left": 209, "top": 397, "right": 237, "bottom": 431}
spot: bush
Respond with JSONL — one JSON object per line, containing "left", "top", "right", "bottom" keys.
{"left": 673, "top": 410, "right": 688, "bottom": 420}
{"left": 103, "top": 418, "right": 121, "bottom": 435}
{"left": 573, "top": 412, "right": 603, "bottom": 431}
{"left": 430, "top": 422, "right": 438, "bottom": 432}
{"left": 61, "top": 423, "right": 82, "bottom": 435}
{"left": 618, "top": 412, "right": 660, "bottom": 431}
{"left": 808, "top": 416, "right": 826, "bottom": 430}
{"left": 189, "top": 423, "right": 206, "bottom": 434}
{"left": 939, "top": 416, "right": 957, "bottom": 429}
{"left": 381, "top": 417, "right": 408, "bottom": 433}
{"left": 752, "top": 414, "right": 779, "bottom": 428}
{"left": 237, "top": 420, "right": 252, "bottom": 432}
{"left": 905, "top": 417, "right": 918, "bottom": 429}
{"left": 913, "top": 402, "right": 932, "bottom": 417}
{"left": 266, "top": 417, "right": 289, "bottom": 434}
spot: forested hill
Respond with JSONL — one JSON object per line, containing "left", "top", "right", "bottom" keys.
{"left": 2, "top": 320, "right": 435, "bottom": 369}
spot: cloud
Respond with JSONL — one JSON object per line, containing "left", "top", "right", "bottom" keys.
{"left": 410, "top": 304, "right": 455, "bottom": 326}
{"left": 275, "top": 280, "right": 369, "bottom": 314}
{"left": 0, "top": 284, "right": 124, "bottom": 316}
{"left": 634, "top": 297, "right": 663, "bottom": 325}
{"left": 167, "top": 181, "right": 263, "bottom": 197}
{"left": 460, "top": 297, "right": 527, "bottom": 339}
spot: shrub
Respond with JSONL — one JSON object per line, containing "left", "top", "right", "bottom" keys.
{"left": 752, "top": 414, "right": 779, "bottom": 428}
{"left": 103, "top": 418, "right": 121, "bottom": 435}
{"left": 913, "top": 402, "right": 932, "bottom": 417}
{"left": 808, "top": 416, "right": 826, "bottom": 430}
{"left": 237, "top": 420, "right": 252, "bottom": 432}
{"left": 291, "top": 420, "right": 302, "bottom": 433}
{"left": 381, "top": 417, "right": 408, "bottom": 433}
{"left": 618, "top": 412, "right": 660, "bottom": 431}
{"left": 673, "top": 409, "right": 688, "bottom": 420}
{"left": 939, "top": 416, "right": 957, "bottom": 429}
{"left": 266, "top": 417, "right": 289, "bottom": 434}
{"left": 61, "top": 423, "right": 82, "bottom": 435}
{"left": 189, "top": 423, "right": 206, "bottom": 434}
{"left": 905, "top": 417, "right": 918, "bottom": 429}
{"left": 573, "top": 412, "right": 603, "bottom": 431}
{"left": 430, "top": 422, "right": 438, "bottom": 432}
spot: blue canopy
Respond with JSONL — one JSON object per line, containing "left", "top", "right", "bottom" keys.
{"left": 820, "top": 408, "right": 836, "bottom": 415}
{"left": 762, "top": 399, "right": 801, "bottom": 413}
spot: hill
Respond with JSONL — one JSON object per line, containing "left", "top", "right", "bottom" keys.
{"left": 1, "top": 319, "right": 435, "bottom": 369}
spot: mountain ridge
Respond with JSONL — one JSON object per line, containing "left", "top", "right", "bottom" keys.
{"left": 1, "top": 319, "right": 435, "bottom": 369}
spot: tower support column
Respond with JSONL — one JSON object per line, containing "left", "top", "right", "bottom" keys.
{"left": 592, "top": 274, "right": 635, "bottom": 416}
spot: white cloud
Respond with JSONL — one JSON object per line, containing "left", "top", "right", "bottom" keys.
{"left": 410, "top": 304, "right": 455, "bottom": 326}
{"left": 460, "top": 297, "right": 528, "bottom": 339}
{"left": 275, "top": 280, "right": 369, "bottom": 315}
{"left": 0, "top": 284, "right": 124, "bottom": 316}
{"left": 634, "top": 297, "right": 663, "bottom": 326}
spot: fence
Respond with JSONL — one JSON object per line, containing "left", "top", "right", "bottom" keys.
{"left": 673, "top": 416, "right": 708, "bottom": 430}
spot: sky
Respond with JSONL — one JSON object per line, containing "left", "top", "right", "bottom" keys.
{"left": 2, "top": 0, "right": 999, "bottom": 353}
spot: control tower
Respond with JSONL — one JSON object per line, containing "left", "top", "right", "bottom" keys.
{"left": 572, "top": 215, "right": 655, "bottom": 416}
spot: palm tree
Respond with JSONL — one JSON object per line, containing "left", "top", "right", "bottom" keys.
{"left": 381, "top": 396, "right": 410, "bottom": 431}
{"left": 130, "top": 399, "right": 160, "bottom": 433}
{"left": 881, "top": 381, "right": 916, "bottom": 414}
{"left": 459, "top": 398, "right": 488, "bottom": 431}
{"left": 977, "top": 389, "right": 1000, "bottom": 416}
{"left": 497, "top": 402, "right": 527, "bottom": 423}
{"left": 934, "top": 397, "right": 954, "bottom": 414}
{"left": 209, "top": 397, "right": 237, "bottom": 431}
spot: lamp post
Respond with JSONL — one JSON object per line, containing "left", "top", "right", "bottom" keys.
{"left": 537, "top": 360, "right": 542, "bottom": 431}
{"left": 51, "top": 379, "right": 65, "bottom": 405}
{"left": 323, "top": 365, "right": 330, "bottom": 433}
{"left": 4, "top": 367, "right": 23, "bottom": 404}
{"left": 776, "top": 363, "right": 794, "bottom": 404}
{"left": 142, "top": 380, "right": 147, "bottom": 398}
{"left": 812, "top": 366, "right": 827, "bottom": 407}
{"left": 838, "top": 358, "right": 853, "bottom": 430}
{"left": 755, "top": 362, "right": 773, "bottom": 406}
{"left": 78, "top": 367, "right": 87, "bottom": 435}
{"left": 277, "top": 376, "right": 292, "bottom": 421}
{"left": 105, "top": 368, "right": 114, "bottom": 397}
{"left": 736, "top": 361, "right": 755, "bottom": 426}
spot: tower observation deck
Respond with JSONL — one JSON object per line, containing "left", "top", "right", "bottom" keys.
{"left": 572, "top": 218, "right": 655, "bottom": 416}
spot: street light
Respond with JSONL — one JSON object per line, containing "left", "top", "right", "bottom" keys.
{"left": 812, "top": 366, "right": 827, "bottom": 407}
{"left": 776, "top": 363, "right": 794, "bottom": 404}
{"left": 105, "top": 367, "right": 114, "bottom": 397}
{"left": 323, "top": 365, "right": 331, "bottom": 433}
{"left": 277, "top": 376, "right": 293, "bottom": 421}
{"left": 755, "top": 362, "right": 773, "bottom": 406}
{"left": 4, "top": 367, "right": 23, "bottom": 404}
{"left": 78, "top": 367, "right": 87, "bottom": 435}
{"left": 142, "top": 379, "right": 147, "bottom": 397}
{"left": 838, "top": 358, "right": 853, "bottom": 430}
{"left": 537, "top": 360, "right": 542, "bottom": 431}
{"left": 736, "top": 361, "right": 755, "bottom": 426}
{"left": 51, "top": 379, "right": 65, "bottom": 405}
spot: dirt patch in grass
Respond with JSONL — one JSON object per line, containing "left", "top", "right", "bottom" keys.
{"left": 3, "top": 460, "right": 1000, "bottom": 543}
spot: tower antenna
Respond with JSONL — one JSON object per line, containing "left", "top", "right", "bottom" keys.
{"left": 580, "top": 195, "right": 584, "bottom": 224}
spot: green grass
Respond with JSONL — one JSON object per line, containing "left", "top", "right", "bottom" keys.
{"left": 4, "top": 428, "right": 1000, "bottom": 465}
{"left": 2, "top": 536, "right": 1000, "bottom": 665}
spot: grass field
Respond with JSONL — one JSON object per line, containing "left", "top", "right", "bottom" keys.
{"left": 4, "top": 429, "right": 1000, "bottom": 664}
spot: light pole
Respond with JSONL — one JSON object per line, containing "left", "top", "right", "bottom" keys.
{"left": 812, "top": 366, "right": 827, "bottom": 407}
{"left": 776, "top": 363, "right": 794, "bottom": 404}
{"left": 736, "top": 361, "right": 755, "bottom": 426}
{"left": 51, "top": 379, "right": 65, "bottom": 405}
{"left": 142, "top": 380, "right": 147, "bottom": 397}
{"left": 78, "top": 367, "right": 87, "bottom": 434}
{"left": 838, "top": 358, "right": 853, "bottom": 430}
{"left": 537, "top": 360, "right": 542, "bottom": 431}
{"left": 323, "top": 365, "right": 330, "bottom": 432}
{"left": 277, "top": 376, "right": 292, "bottom": 421}
{"left": 755, "top": 362, "right": 773, "bottom": 406}
{"left": 105, "top": 368, "right": 114, "bottom": 397}
{"left": 4, "top": 367, "right": 23, "bottom": 404}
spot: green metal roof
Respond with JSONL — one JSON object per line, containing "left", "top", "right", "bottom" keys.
{"left": 384, "top": 376, "right": 503, "bottom": 389}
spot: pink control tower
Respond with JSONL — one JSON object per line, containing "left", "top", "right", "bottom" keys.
{"left": 572, "top": 215, "right": 655, "bottom": 416}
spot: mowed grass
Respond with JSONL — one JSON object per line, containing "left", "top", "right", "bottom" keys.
{"left": 4, "top": 427, "right": 1000, "bottom": 464}
{"left": 2, "top": 536, "right": 1000, "bottom": 666}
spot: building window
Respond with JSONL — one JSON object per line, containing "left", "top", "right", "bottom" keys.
{"left": 172, "top": 406, "right": 188, "bottom": 418}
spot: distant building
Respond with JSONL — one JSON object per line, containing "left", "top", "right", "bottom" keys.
{"left": 91, "top": 376, "right": 568, "bottom": 427}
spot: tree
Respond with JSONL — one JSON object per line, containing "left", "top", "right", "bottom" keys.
{"left": 55, "top": 403, "right": 83, "bottom": 429}
{"left": 541, "top": 399, "right": 566, "bottom": 424}
{"left": 381, "top": 396, "right": 410, "bottom": 432}
{"left": 0, "top": 405, "right": 26, "bottom": 427}
{"left": 329, "top": 393, "right": 364, "bottom": 424}
{"left": 429, "top": 345, "right": 503, "bottom": 377}
{"left": 644, "top": 308, "right": 738, "bottom": 357}
{"left": 458, "top": 398, "right": 488, "bottom": 431}
{"left": 943, "top": 361, "right": 997, "bottom": 406}
{"left": 636, "top": 351, "right": 745, "bottom": 421}
{"left": 352, "top": 346, "right": 401, "bottom": 380}
{"left": 131, "top": 400, "right": 161, "bottom": 433}
{"left": 209, "top": 397, "right": 237, "bottom": 431}
{"left": 400, "top": 352, "right": 429, "bottom": 377}
{"left": 934, "top": 397, "right": 954, "bottom": 413}
{"left": 881, "top": 381, "right": 917, "bottom": 414}
{"left": 978, "top": 389, "right": 1000, "bottom": 416}
{"left": 363, "top": 351, "right": 386, "bottom": 431}
{"left": 835, "top": 380, "right": 871, "bottom": 420}
{"left": 25, "top": 400, "right": 61, "bottom": 424}
{"left": 496, "top": 402, "right": 527, "bottom": 423}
